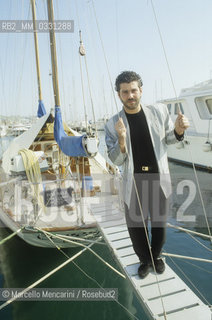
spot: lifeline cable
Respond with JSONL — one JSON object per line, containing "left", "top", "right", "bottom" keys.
{"left": 39, "top": 229, "right": 140, "bottom": 320}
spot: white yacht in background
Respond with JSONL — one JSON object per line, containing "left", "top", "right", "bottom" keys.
{"left": 0, "top": 124, "right": 7, "bottom": 137}
{"left": 7, "top": 123, "right": 31, "bottom": 137}
{"left": 160, "top": 79, "right": 212, "bottom": 171}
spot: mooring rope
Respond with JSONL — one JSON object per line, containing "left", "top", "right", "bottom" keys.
{"left": 167, "top": 223, "right": 212, "bottom": 252}
{"left": 164, "top": 249, "right": 211, "bottom": 306}
{"left": 35, "top": 227, "right": 125, "bottom": 279}
{"left": 39, "top": 228, "right": 140, "bottom": 320}
{"left": 167, "top": 223, "right": 212, "bottom": 240}
{"left": 0, "top": 238, "right": 99, "bottom": 311}
{"left": 0, "top": 228, "right": 23, "bottom": 246}
{"left": 162, "top": 252, "right": 212, "bottom": 264}
{"left": 180, "top": 259, "right": 212, "bottom": 275}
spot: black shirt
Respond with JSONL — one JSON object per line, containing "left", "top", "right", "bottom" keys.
{"left": 125, "top": 108, "right": 159, "bottom": 173}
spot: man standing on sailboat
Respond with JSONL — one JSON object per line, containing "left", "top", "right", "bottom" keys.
{"left": 105, "top": 71, "right": 189, "bottom": 278}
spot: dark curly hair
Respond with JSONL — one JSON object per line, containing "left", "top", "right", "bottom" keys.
{"left": 115, "top": 71, "right": 143, "bottom": 92}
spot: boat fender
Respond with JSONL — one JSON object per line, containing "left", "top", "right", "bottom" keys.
{"left": 202, "top": 141, "right": 212, "bottom": 152}
{"left": 176, "top": 141, "right": 184, "bottom": 149}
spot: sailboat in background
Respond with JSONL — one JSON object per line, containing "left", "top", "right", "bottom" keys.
{"left": 0, "top": 0, "right": 120, "bottom": 248}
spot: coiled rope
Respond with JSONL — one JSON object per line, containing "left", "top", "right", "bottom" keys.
{"left": 19, "top": 148, "right": 45, "bottom": 214}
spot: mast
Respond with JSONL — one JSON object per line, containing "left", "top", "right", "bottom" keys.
{"left": 47, "top": 0, "right": 60, "bottom": 107}
{"left": 30, "top": 0, "right": 42, "bottom": 101}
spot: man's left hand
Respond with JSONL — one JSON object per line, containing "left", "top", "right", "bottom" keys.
{"left": 175, "top": 112, "right": 190, "bottom": 135}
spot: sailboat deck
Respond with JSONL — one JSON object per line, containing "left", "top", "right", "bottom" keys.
{"left": 90, "top": 199, "right": 212, "bottom": 320}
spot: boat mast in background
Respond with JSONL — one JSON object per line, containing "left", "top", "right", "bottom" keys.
{"left": 47, "top": 0, "right": 60, "bottom": 108}
{"left": 31, "top": 0, "right": 46, "bottom": 117}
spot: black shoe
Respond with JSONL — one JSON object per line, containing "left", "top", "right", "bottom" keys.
{"left": 138, "top": 262, "right": 151, "bottom": 279}
{"left": 153, "top": 258, "right": 165, "bottom": 274}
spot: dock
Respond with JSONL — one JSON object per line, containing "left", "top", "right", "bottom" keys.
{"left": 90, "top": 199, "right": 212, "bottom": 320}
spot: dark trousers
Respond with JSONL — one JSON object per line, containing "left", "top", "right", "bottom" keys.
{"left": 124, "top": 174, "right": 169, "bottom": 263}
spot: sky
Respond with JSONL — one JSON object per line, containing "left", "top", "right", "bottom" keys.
{"left": 0, "top": 0, "right": 212, "bottom": 121}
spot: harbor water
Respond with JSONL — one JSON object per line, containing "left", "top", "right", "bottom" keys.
{"left": 0, "top": 133, "right": 211, "bottom": 320}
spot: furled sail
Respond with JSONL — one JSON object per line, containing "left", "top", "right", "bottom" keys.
{"left": 37, "top": 100, "right": 47, "bottom": 118}
{"left": 54, "top": 106, "right": 87, "bottom": 157}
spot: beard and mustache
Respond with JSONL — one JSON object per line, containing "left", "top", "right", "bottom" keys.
{"left": 121, "top": 97, "right": 141, "bottom": 110}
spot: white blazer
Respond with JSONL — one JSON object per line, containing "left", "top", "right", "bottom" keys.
{"left": 105, "top": 103, "right": 181, "bottom": 209}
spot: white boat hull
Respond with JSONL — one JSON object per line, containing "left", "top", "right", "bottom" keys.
{"left": 0, "top": 112, "right": 120, "bottom": 249}
{"left": 168, "top": 135, "right": 212, "bottom": 171}
{"left": 0, "top": 207, "right": 99, "bottom": 248}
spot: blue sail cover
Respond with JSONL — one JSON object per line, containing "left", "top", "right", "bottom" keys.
{"left": 54, "top": 106, "right": 87, "bottom": 157}
{"left": 37, "top": 100, "right": 47, "bottom": 118}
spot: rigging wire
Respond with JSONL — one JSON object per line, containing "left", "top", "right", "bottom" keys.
{"left": 90, "top": 2, "right": 170, "bottom": 319}
{"left": 184, "top": 230, "right": 212, "bottom": 253}
{"left": 147, "top": 0, "right": 212, "bottom": 309}
{"left": 0, "top": 228, "right": 24, "bottom": 246}
{"left": 29, "top": 23, "right": 38, "bottom": 116}
{"left": 74, "top": 0, "right": 97, "bottom": 134}
{"left": 164, "top": 250, "right": 211, "bottom": 306}
{"left": 86, "top": 3, "right": 102, "bottom": 78}
{"left": 9, "top": 0, "right": 18, "bottom": 113}
{"left": 2, "top": 0, "right": 12, "bottom": 80}
{"left": 162, "top": 252, "right": 212, "bottom": 264}
{"left": 167, "top": 223, "right": 212, "bottom": 253}
{"left": 66, "top": 2, "right": 77, "bottom": 124}
{"left": 90, "top": 0, "right": 119, "bottom": 114}
{"left": 0, "top": 238, "right": 99, "bottom": 312}
{"left": 84, "top": 52, "right": 98, "bottom": 134}
{"left": 91, "top": 0, "right": 212, "bottom": 315}
{"left": 38, "top": 229, "right": 140, "bottom": 320}
{"left": 0, "top": 0, "right": 12, "bottom": 116}
{"left": 0, "top": 0, "right": 210, "bottom": 316}
{"left": 88, "top": 0, "right": 212, "bottom": 302}
{"left": 132, "top": 179, "right": 167, "bottom": 320}
{"left": 0, "top": 227, "right": 140, "bottom": 320}
{"left": 1, "top": 0, "right": 29, "bottom": 117}
{"left": 115, "top": 0, "right": 120, "bottom": 73}
{"left": 180, "top": 259, "right": 212, "bottom": 275}
{"left": 41, "top": 231, "right": 112, "bottom": 285}
{"left": 102, "top": 76, "right": 109, "bottom": 118}
{"left": 150, "top": 0, "right": 212, "bottom": 243}
{"left": 50, "top": 233, "right": 106, "bottom": 245}
{"left": 36, "top": 228, "right": 125, "bottom": 278}
{"left": 78, "top": 32, "right": 89, "bottom": 133}
{"left": 14, "top": 3, "right": 31, "bottom": 116}
{"left": 167, "top": 223, "right": 212, "bottom": 240}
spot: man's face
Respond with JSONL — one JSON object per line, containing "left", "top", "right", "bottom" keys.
{"left": 118, "top": 81, "right": 142, "bottom": 111}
